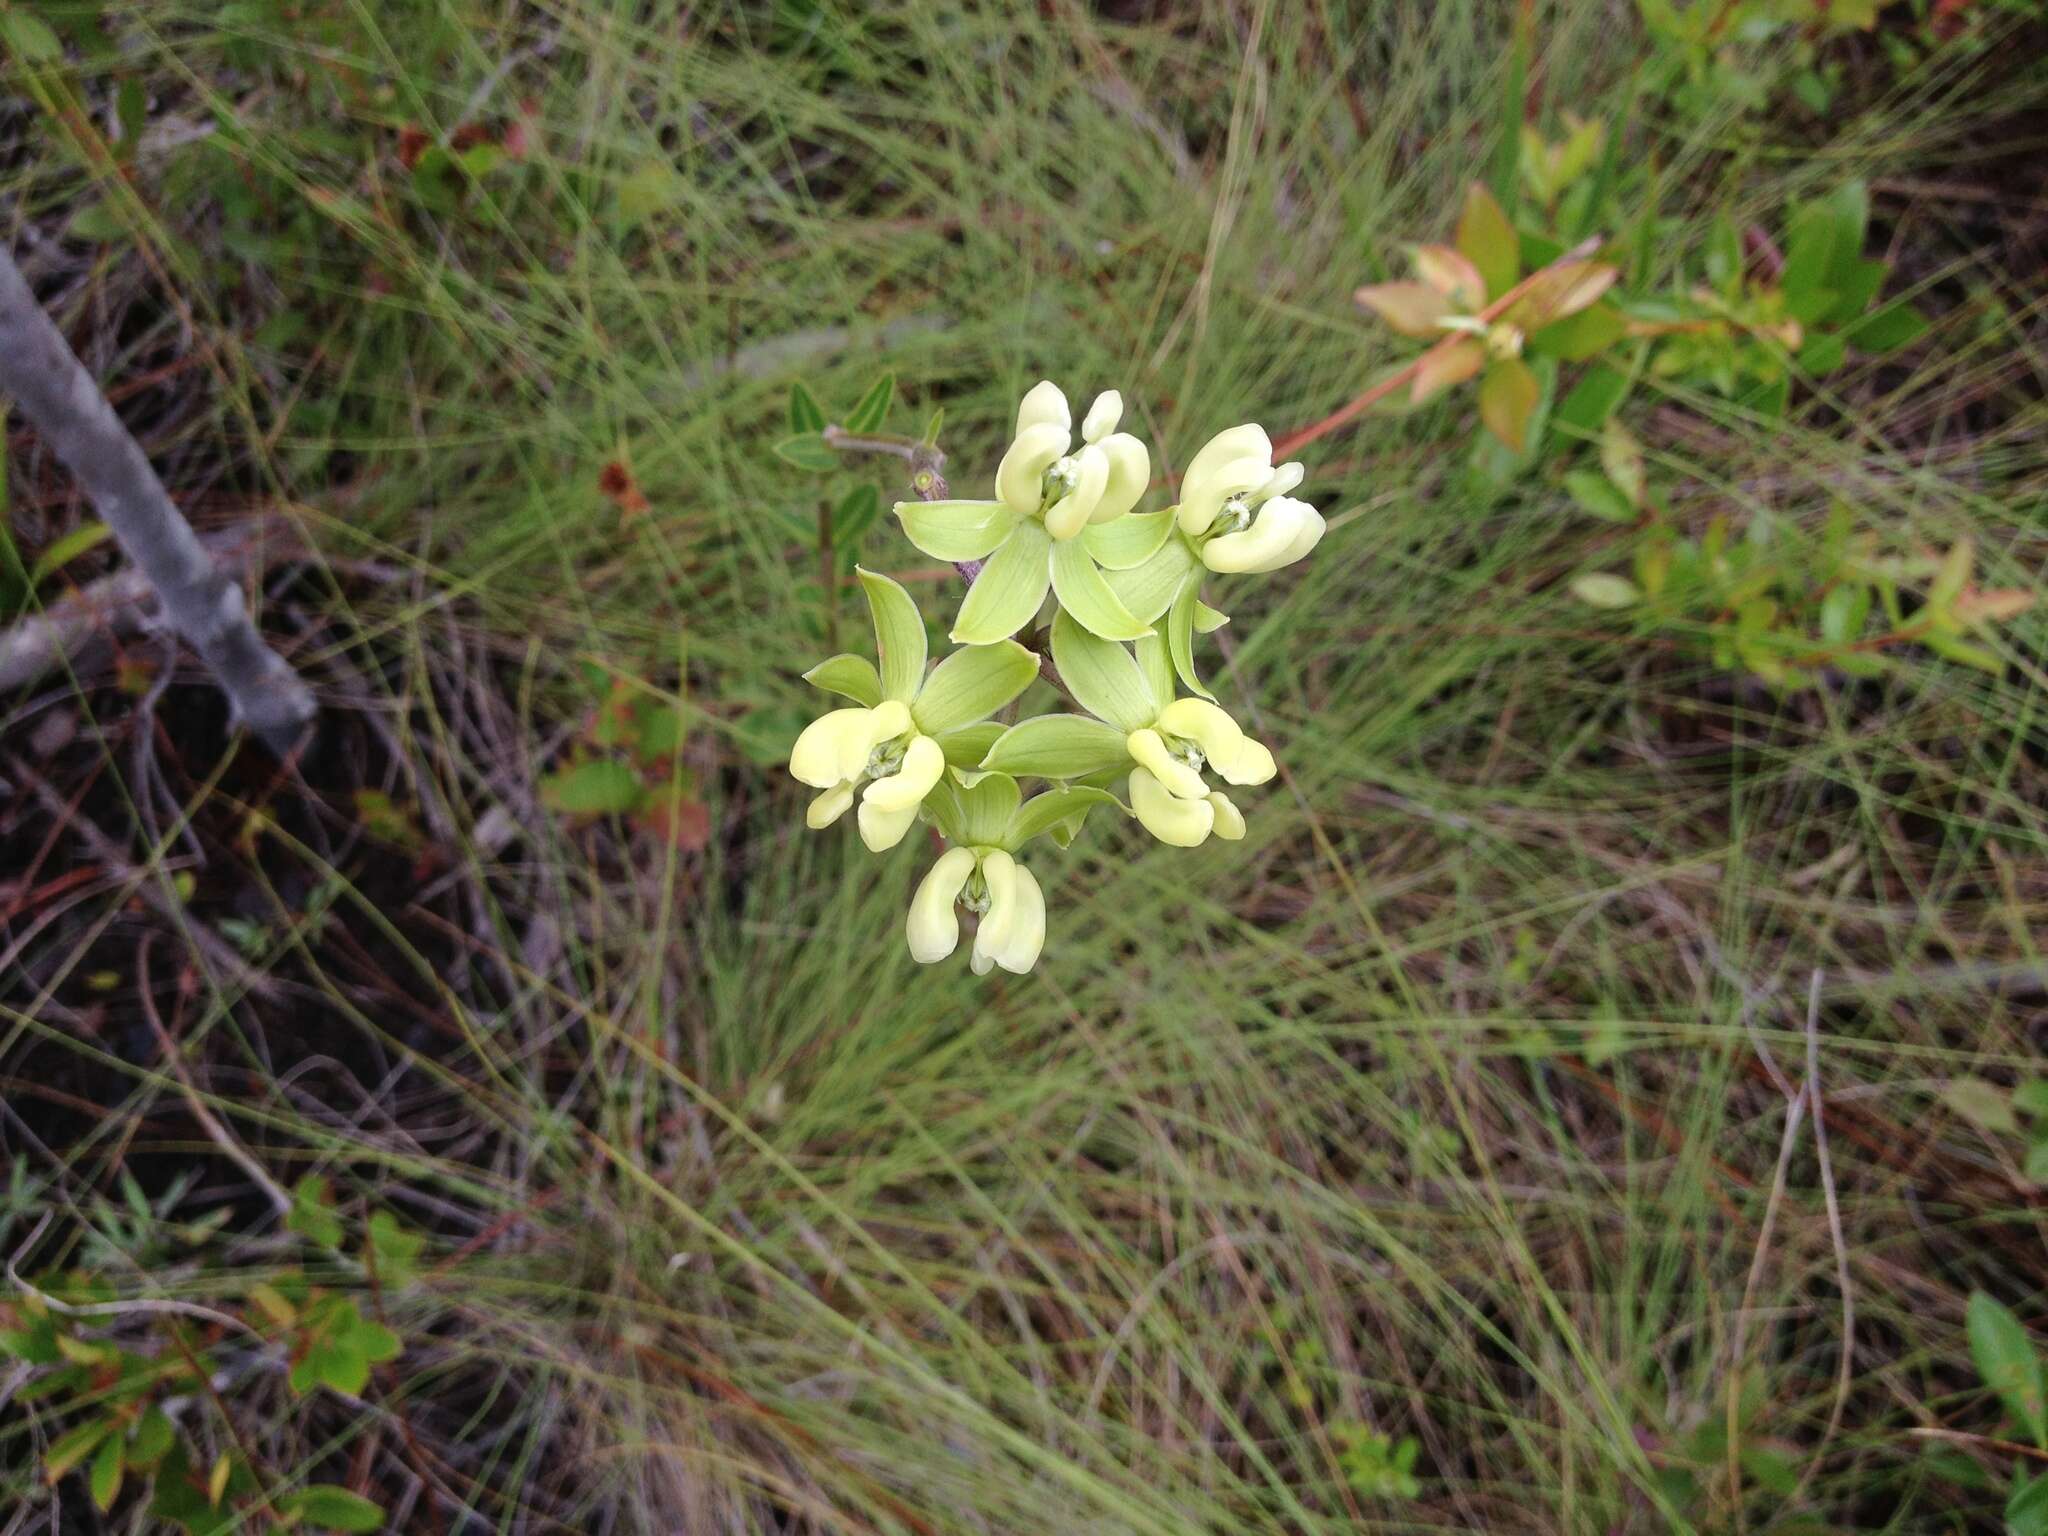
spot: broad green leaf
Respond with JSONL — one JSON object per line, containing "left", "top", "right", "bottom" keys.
{"left": 802, "top": 653, "right": 883, "bottom": 707}
{"left": 90, "top": 1431, "right": 123, "bottom": 1511}
{"left": 979, "top": 715, "right": 1132, "bottom": 779}
{"left": 912, "top": 639, "right": 1038, "bottom": 734}
{"left": 1823, "top": 181, "right": 1870, "bottom": 290}
{"left": 67, "top": 201, "right": 131, "bottom": 245}
{"left": 1050, "top": 537, "right": 1153, "bottom": 641}
{"left": 315, "top": 1334, "right": 371, "bottom": 1395}
{"left": 1798, "top": 331, "right": 1848, "bottom": 376}
{"left": 895, "top": 500, "right": 1017, "bottom": 562}
{"left": 1004, "top": 787, "right": 1123, "bottom": 849}
{"left": 1927, "top": 631, "right": 2004, "bottom": 675}
{"left": 615, "top": 160, "right": 681, "bottom": 227}
{"left": 129, "top": 1407, "right": 175, "bottom": 1468}
{"left": 1944, "top": 1076, "right": 2017, "bottom": 1134}
{"left": 857, "top": 567, "right": 928, "bottom": 701}
{"left": 1504, "top": 262, "right": 1617, "bottom": 331}
{"left": 2016, "top": 1080, "right": 2048, "bottom": 1118}
{"left": 1564, "top": 471, "right": 1635, "bottom": 523}
{"left": 1780, "top": 205, "right": 1839, "bottom": 324}
{"left": 1456, "top": 181, "right": 1519, "bottom": 300}
{"left": 1103, "top": 534, "right": 1196, "bottom": 626}
{"left": 1553, "top": 363, "right": 1632, "bottom": 439}
{"left": 843, "top": 372, "right": 895, "bottom": 433}
{"left": 1166, "top": 573, "right": 1212, "bottom": 701}
{"left": 1049, "top": 611, "right": 1155, "bottom": 731}
{"left": 285, "top": 1487, "right": 387, "bottom": 1533}
{"left": 773, "top": 433, "right": 839, "bottom": 473}
{"left": 933, "top": 722, "right": 1004, "bottom": 768}
{"left": 1528, "top": 301, "right": 1626, "bottom": 362}
{"left": 2009, "top": 1471, "right": 2048, "bottom": 1536}
{"left": 1968, "top": 1291, "right": 2048, "bottom": 1447}
{"left": 352, "top": 1319, "right": 403, "bottom": 1363}
{"left": 1571, "top": 573, "right": 1640, "bottom": 609}
{"left": 1083, "top": 509, "right": 1175, "bottom": 571}
{"left": 788, "top": 381, "right": 826, "bottom": 434}
{"left": 541, "top": 760, "right": 644, "bottom": 815}
{"left": 951, "top": 520, "right": 1052, "bottom": 644}
{"left": 1704, "top": 212, "right": 1742, "bottom": 291}
{"left": 1599, "top": 419, "right": 1645, "bottom": 507}
{"left": 1818, "top": 585, "right": 1869, "bottom": 646}
{"left": 1824, "top": 257, "right": 1888, "bottom": 323}
{"left": 30, "top": 520, "right": 113, "bottom": 586}
{"left": 1843, "top": 299, "right": 1927, "bottom": 353}
{"left": 1479, "top": 358, "right": 1540, "bottom": 453}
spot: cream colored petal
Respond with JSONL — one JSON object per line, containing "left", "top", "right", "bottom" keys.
{"left": 790, "top": 707, "right": 875, "bottom": 788}
{"left": 1221, "top": 737, "right": 1276, "bottom": 786}
{"left": 1015, "top": 380, "right": 1071, "bottom": 437}
{"left": 1207, "top": 791, "right": 1246, "bottom": 840}
{"left": 971, "top": 849, "right": 1018, "bottom": 970}
{"left": 1090, "top": 433, "right": 1150, "bottom": 524}
{"left": 1126, "top": 727, "right": 1209, "bottom": 801}
{"left": 1201, "top": 497, "right": 1325, "bottom": 575}
{"left": 1156, "top": 698, "right": 1245, "bottom": 765}
{"left": 1130, "top": 767, "right": 1214, "bottom": 847}
{"left": 806, "top": 783, "right": 856, "bottom": 829}
{"left": 1176, "top": 424, "right": 1273, "bottom": 535}
{"left": 992, "top": 861, "right": 1046, "bottom": 973}
{"left": 1248, "top": 461, "right": 1305, "bottom": 507}
{"left": 857, "top": 796, "right": 921, "bottom": 852}
{"left": 906, "top": 846, "right": 976, "bottom": 963}
{"left": 862, "top": 732, "right": 944, "bottom": 812}
{"left": 1081, "top": 389, "right": 1123, "bottom": 443}
{"left": 1043, "top": 443, "right": 1109, "bottom": 541}
{"left": 996, "top": 421, "right": 1072, "bottom": 514}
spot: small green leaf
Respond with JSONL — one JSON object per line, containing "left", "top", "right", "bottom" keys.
{"left": 1798, "top": 331, "right": 1848, "bottom": 376}
{"left": 788, "top": 381, "right": 826, "bottom": 435}
{"left": 0, "top": 11, "right": 63, "bottom": 62}
{"left": 2009, "top": 1470, "right": 2048, "bottom": 1536}
{"left": 979, "top": 715, "right": 1132, "bottom": 779}
{"left": 1780, "top": 206, "right": 1839, "bottom": 325}
{"left": 1082, "top": 509, "right": 1175, "bottom": 571}
{"left": 1968, "top": 1291, "right": 2048, "bottom": 1447}
{"left": 1004, "top": 786, "right": 1123, "bottom": 849}
{"left": 129, "top": 1407, "right": 176, "bottom": 1469}
{"left": 912, "top": 639, "right": 1039, "bottom": 735}
{"left": 615, "top": 160, "right": 680, "bottom": 228}
{"left": 30, "top": 521, "right": 114, "bottom": 587}
{"left": 842, "top": 373, "right": 895, "bottom": 433}
{"left": 2016, "top": 1079, "right": 2048, "bottom": 1119}
{"left": 894, "top": 500, "right": 1017, "bottom": 563}
{"left": 542, "top": 760, "right": 644, "bottom": 815}
{"left": 1528, "top": 301, "right": 1626, "bottom": 362}
{"left": 1819, "top": 584, "right": 1870, "bottom": 646}
{"left": 1843, "top": 300, "right": 1927, "bottom": 353}
{"left": 90, "top": 1431, "right": 123, "bottom": 1511}
{"left": 1571, "top": 573, "right": 1641, "bottom": 609}
{"left": 284, "top": 1486, "right": 387, "bottom": 1533}
{"left": 803, "top": 653, "right": 883, "bottom": 707}
{"left": 352, "top": 1319, "right": 403, "bottom": 1364}
{"left": 45, "top": 1418, "right": 115, "bottom": 1481}
{"left": 1553, "top": 363, "right": 1631, "bottom": 439}
{"left": 773, "top": 433, "right": 840, "bottom": 473}
{"left": 951, "top": 521, "right": 1053, "bottom": 644}
{"left": 856, "top": 567, "right": 928, "bottom": 701}
{"left": 365, "top": 1211, "right": 424, "bottom": 1288}
{"left": 1478, "top": 358, "right": 1541, "bottom": 454}
{"left": 287, "top": 1175, "right": 344, "bottom": 1248}
{"left": 2026, "top": 1139, "right": 2048, "bottom": 1187}
{"left": 1456, "top": 181, "right": 1519, "bottom": 299}
{"left": 1564, "top": 471, "right": 1635, "bottom": 523}
{"left": 1049, "top": 611, "right": 1154, "bottom": 731}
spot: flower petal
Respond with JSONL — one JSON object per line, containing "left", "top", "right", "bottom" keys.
{"left": 991, "top": 860, "right": 1045, "bottom": 973}
{"left": 1090, "top": 432, "right": 1150, "bottom": 524}
{"left": 1176, "top": 424, "right": 1273, "bottom": 535}
{"left": 971, "top": 849, "right": 1018, "bottom": 972}
{"left": 951, "top": 520, "right": 1054, "bottom": 644}
{"left": 1081, "top": 390, "right": 1122, "bottom": 443}
{"left": 906, "top": 846, "right": 976, "bottom": 963}
{"left": 1200, "top": 496, "right": 1326, "bottom": 574}
{"left": 1207, "top": 790, "right": 1246, "bottom": 840}
{"left": 863, "top": 732, "right": 945, "bottom": 812}
{"left": 1014, "top": 380, "right": 1071, "bottom": 437}
{"left": 1050, "top": 536, "right": 1155, "bottom": 641}
{"left": 894, "top": 499, "right": 1019, "bottom": 562}
{"left": 1156, "top": 697, "right": 1273, "bottom": 784}
{"left": 857, "top": 796, "right": 921, "bottom": 852}
{"left": 1044, "top": 442, "right": 1109, "bottom": 541}
{"left": 996, "top": 421, "right": 1070, "bottom": 514}
{"left": 1249, "top": 461, "right": 1304, "bottom": 507}
{"left": 790, "top": 707, "right": 877, "bottom": 788}
{"left": 1126, "top": 727, "right": 1209, "bottom": 801}
{"left": 1129, "top": 766, "right": 1214, "bottom": 847}
{"left": 807, "top": 783, "right": 856, "bottom": 829}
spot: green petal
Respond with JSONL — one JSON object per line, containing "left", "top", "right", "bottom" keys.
{"left": 1002, "top": 786, "right": 1125, "bottom": 850}
{"left": 1050, "top": 537, "right": 1154, "bottom": 642}
{"left": 1166, "top": 574, "right": 1214, "bottom": 700}
{"left": 1083, "top": 508, "right": 1175, "bottom": 571}
{"left": 933, "top": 721, "right": 1005, "bottom": 768}
{"left": 952, "top": 771, "right": 1023, "bottom": 846}
{"left": 1194, "top": 601, "right": 1229, "bottom": 633}
{"left": 979, "top": 714, "right": 1133, "bottom": 778}
{"left": 856, "top": 567, "right": 928, "bottom": 702}
{"left": 912, "top": 639, "right": 1040, "bottom": 735}
{"left": 1050, "top": 610, "right": 1155, "bottom": 732}
{"left": 951, "top": 521, "right": 1052, "bottom": 644}
{"left": 801, "top": 653, "right": 883, "bottom": 707}
{"left": 1103, "top": 534, "right": 1197, "bottom": 625}
{"left": 1133, "top": 629, "right": 1175, "bottom": 707}
{"left": 894, "top": 499, "right": 1019, "bottom": 562}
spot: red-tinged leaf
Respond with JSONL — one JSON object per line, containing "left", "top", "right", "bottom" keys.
{"left": 1955, "top": 587, "right": 2035, "bottom": 624}
{"left": 1355, "top": 281, "right": 1453, "bottom": 337}
{"left": 1478, "top": 358, "right": 1541, "bottom": 453}
{"left": 1456, "top": 182, "right": 1520, "bottom": 300}
{"left": 598, "top": 461, "right": 652, "bottom": 521}
{"left": 1506, "top": 261, "right": 1618, "bottom": 330}
{"left": 640, "top": 797, "right": 711, "bottom": 852}
{"left": 1413, "top": 245, "right": 1485, "bottom": 309}
{"left": 1411, "top": 338, "right": 1486, "bottom": 403}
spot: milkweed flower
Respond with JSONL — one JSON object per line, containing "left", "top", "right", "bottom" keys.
{"left": 894, "top": 381, "right": 1156, "bottom": 644}
{"left": 1125, "top": 697, "right": 1274, "bottom": 847}
{"left": 1174, "top": 424, "right": 1325, "bottom": 575}
{"left": 905, "top": 845, "right": 1047, "bottom": 975}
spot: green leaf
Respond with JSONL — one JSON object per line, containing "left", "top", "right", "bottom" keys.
{"left": 1822, "top": 257, "right": 1888, "bottom": 324}
{"left": 1478, "top": 358, "right": 1541, "bottom": 453}
{"left": 1823, "top": 181, "right": 1870, "bottom": 290}
{"left": 1004, "top": 787, "right": 1123, "bottom": 849}
{"left": 1049, "top": 611, "right": 1155, "bottom": 731}
{"left": 788, "top": 381, "right": 826, "bottom": 435}
{"left": 832, "top": 484, "right": 881, "bottom": 548}
{"left": 30, "top": 520, "right": 113, "bottom": 587}
{"left": 1456, "top": 180, "right": 1519, "bottom": 300}
{"left": 315, "top": 1334, "right": 371, "bottom": 1396}
{"left": 1968, "top": 1291, "right": 2048, "bottom": 1447}
{"left": 933, "top": 722, "right": 1004, "bottom": 768}
{"left": 802, "top": 653, "right": 883, "bottom": 707}
{"left": 284, "top": 1487, "right": 387, "bottom": 1533}
{"left": 67, "top": 201, "right": 132, "bottom": 245}
{"left": 1818, "top": 584, "right": 1869, "bottom": 646}
{"left": 1528, "top": 301, "right": 1626, "bottom": 362}
{"left": 2026, "top": 1138, "right": 2048, "bottom": 1187}
{"left": 979, "top": 715, "right": 1132, "bottom": 779}
{"left": 351, "top": 1319, "right": 403, "bottom": 1364}
{"left": 951, "top": 521, "right": 1052, "bottom": 644}
{"left": 894, "top": 500, "right": 1017, "bottom": 562}
{"left": 615, "top": 160, "right": 680, "bottom": 228}
{"left": 0, "top": 11, "right": 63, "bottom": 62}
{"left": 1553, "top": 363, "right": 1632, "bottom": 440}
{"left": 45, "top": 1417, "right": 115, "bottom": 1480}
{"left": 90, "top": 1430, "right": 123, "bottom": 1511}
{"left": 912, "top": 639, "right": 1038, "bottom": 734}
{"left": 1927, "top": 632, "right": 2005, "bottom": 675}
{"left": 1102, "top": 534, "right": 1196, "bottom": 626}
{"left": 1082, "top": 509, "right": 1175, "bottom": 571}
{"left": 1571, "top": 573, "right": 1640, "bottom": 609}
{"left": 2010, "top": 1471, "right": 2048, "bottom": 1536}
{"left": 773, "top": 433, "right": 839, "bottom": 473}
{"left": 541, "top": 760, "right": 644, "bottom": 816}
{"left": 1598, "top": 419, "right": 1645, "bottom": 507}
{"left": 2015, "top": 1080, "right": 2048, "bottom": 1119}
{"left": 1843, "top": 299, "right": 1927, "bottom": 353}
{"left": 287, "top": 1175, "right": 344, "bottom": 1248}
{"left": 1780, "top": 205, "right": 1839, "bottom": 325}
{"left": 1798, "top": 331, "right": 1848, "bottom": 376}
{"left": 1564, "top": 471, "right": 1635, "bottom": 523}
{"left": 842, "top": 373, "right": 895, "bottom": 433}
{"left": 856, "top": 567, "right": 928, "bottom": 701}
{"left": 129, "top": 1407, "right": 176, "bottom": 1469}
{"left": 1050, "top": 537, "right": 1153, "bottom": 642}
{"left": 1165, "top": 573, "right": 1212, "bottom": 701}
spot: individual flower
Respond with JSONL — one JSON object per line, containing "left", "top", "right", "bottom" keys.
{"left": 978, "top": 615, "right": 1276, "bottom": 851}
{"left": 1173, "top": 425, "right": 1325, "bottom": 575}
{"left": 903, "top": 768, "right": 1124, "bottom": 977}
{"left": 893, "top": 380, "right": 1155, "bottom": 645}
{"left": 791, "top": 569, "right": 1039, "bottom": 851}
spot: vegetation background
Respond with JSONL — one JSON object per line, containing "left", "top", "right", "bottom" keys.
{"left": 2, "top": 0, "right": 2046, "bottom": 1531}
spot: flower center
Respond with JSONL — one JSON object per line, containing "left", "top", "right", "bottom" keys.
{"left": 960, "top": 870, "right": 992, "bottom": 915}
{"left": 1039, "top": 455, "right": 1081, "bottom": 512}
{"left": 866, "top": 736, "right": 909, "bottom": 779}
{"left": 1162, "top": 734, "right": 1205, "bottom": 774}
{"left": 1214, "top": 496, "right": 1253, "bottom": 536}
